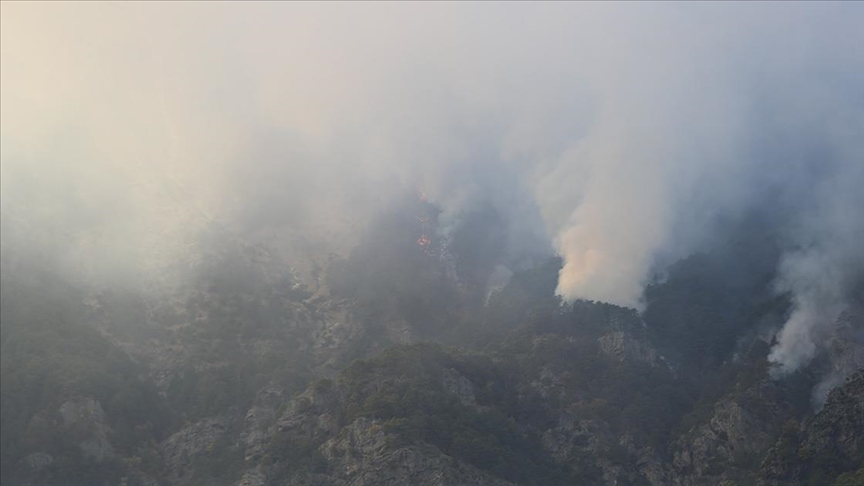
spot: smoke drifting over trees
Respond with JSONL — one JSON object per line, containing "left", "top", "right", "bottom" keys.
{"left": 2, "top": 2, "right": 862, "bottom": 388}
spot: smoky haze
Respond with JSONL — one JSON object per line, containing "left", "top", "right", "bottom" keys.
{"left": 1, "top": 3, "right": 862, "bottom": 379}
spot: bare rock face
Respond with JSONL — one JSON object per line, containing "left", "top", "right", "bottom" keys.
{"left": 442, "top": 367, "right": 477, "bottom": 406}
{"left": 159, "top": 416, "right": 230, "bottom": 484}
{"left": 542, "top": 412, "right": 602, "bottom": 464}
{"left": 58, "top": 397, "right": 115, "bottom": 462}
{"left": 597, "top": 330, "right": 663, "bottom": 368}
{"left": 584, "top": 304, "right": 668, "bottom": 370}
{"left": 236, "top": 465, "right": 268, "bottom": 486}
{"left": 798, "top": 370, "right": 864, "bottom": 465}
{"left": 812, "top": 310, "right": 864, "bottom": 409}
{"left": 231, "top": 356, "right": 514, "bottom": 486}
{"left": 241, "top": 386, "right": 287, "bottom": 462}
{"left": 758, "top": 370, "right": 864, "bottom": 485}
{"left": 671, "top": 380, "right": 791, "bottom": 486}
{"left": 541, "top": 411, "right": 669, "bottom": 486}
{"left": 313, "top": 417, "right": 513, "bottom": 486}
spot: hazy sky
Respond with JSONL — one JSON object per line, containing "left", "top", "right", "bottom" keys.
{"left": 2, "top": 2, "right": 862, "bottom": 375}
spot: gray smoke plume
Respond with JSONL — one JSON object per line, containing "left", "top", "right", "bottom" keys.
{"left": 769, "top": 152, "right": 864, "bottom": 377}
{"left": 2, "top": 3, "right": 862, "bottom": 380}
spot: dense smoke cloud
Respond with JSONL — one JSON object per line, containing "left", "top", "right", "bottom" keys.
{"left": 769, "top": 148, "right": 864, "bottom": 377}
{"left": 1, "top": 3, "right": 862, "bottom": 375}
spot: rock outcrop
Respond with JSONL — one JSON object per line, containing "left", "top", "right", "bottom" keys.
{"left": 58, "top": 397, "right": 115, "bottom": 462}
{"left": 160, "top": 416, "right": 231, "bottom": 484}
{"left": 758, "top": 370, "right": 864, "bottom": 485}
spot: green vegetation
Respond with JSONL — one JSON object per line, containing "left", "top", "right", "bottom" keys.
{"left": 2, "top": 210, "right": 857, "bottom": 485}
{"left": 0, "top": 239, "right": 313, "bottom": 485}
{"left": 335, "top": 343, "right": 589, "bottom": 484}
{"left": 0, "top": 265, "right": 171, "bottom": 485}
{"left": 833, "top": 468, "right": 864, "bottom": 486}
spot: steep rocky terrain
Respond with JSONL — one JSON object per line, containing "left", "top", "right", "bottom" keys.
{"left": 758, "top": 370, "right": 864, "bottom": 485}
{"left": 2, "top": 208, "right": 862, "bottom": 486}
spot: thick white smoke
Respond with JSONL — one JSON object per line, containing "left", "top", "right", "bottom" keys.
{"left": 769, "top": 141, "right": 864, "bottom": 376}
{"left": 1, "top": 3, "right": 862, "bottom": 375}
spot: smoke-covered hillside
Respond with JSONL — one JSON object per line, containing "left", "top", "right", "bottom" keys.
{"left": 1, "top": 3, "right": 862, "bottom": 486}
{"left": 3, "top": 194, "right": 862, "bottom": 485}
